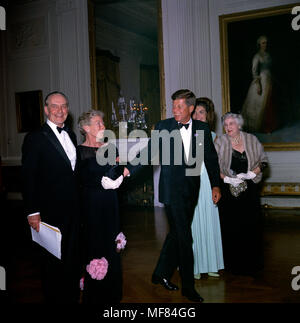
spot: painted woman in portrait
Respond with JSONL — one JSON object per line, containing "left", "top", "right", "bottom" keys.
{"left": 241, "top": 35, "right": 278, "bottom": 133}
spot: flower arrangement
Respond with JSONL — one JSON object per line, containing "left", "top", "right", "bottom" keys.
{"left": 86, "top": 257, "right": 108, "bottom": 280}
{"left": 115, "top": 232, "right": 127, "bottom": 252}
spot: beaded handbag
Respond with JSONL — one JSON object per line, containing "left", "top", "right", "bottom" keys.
{"left": 229, "top": 181, "right": 247, "bottom": 197}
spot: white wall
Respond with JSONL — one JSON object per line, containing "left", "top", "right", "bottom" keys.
{"left": 0, "top": 0, "right": 91, "bottom": 165}
{"left": 161, "top": 0, "right": 300, "bottom": 207}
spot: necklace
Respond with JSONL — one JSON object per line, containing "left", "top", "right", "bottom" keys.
{"left": 230, "top": 134, "right": 241, "bottom": 145}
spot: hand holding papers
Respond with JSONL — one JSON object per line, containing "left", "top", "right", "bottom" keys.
{"left": 31, "top": 222, "right": 62, "bottom": 259}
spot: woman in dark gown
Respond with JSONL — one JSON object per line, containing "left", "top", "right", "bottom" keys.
{"left": 214, "top": 113, "right": 268, "bottom": 275}
{"left": 77, "top": 110, "right": 125, "bottom": 303}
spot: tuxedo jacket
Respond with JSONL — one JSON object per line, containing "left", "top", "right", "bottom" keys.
{"left": 128, "top": 118, "right": 220, "bottom": 205}
{"left": 22, "top": 123, "right": 80, "bottom": 262}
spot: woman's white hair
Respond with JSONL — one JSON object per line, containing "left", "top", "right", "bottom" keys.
{"left": 221, "top": 112, "right": 244, "bottom": 129}
{"left": 78, "top": 109, "right": 104, "bottom": 135}
{"left": 257, "top": 35, "right": 267, "bottom": 48}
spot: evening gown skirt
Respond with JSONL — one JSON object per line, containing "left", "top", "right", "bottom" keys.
{"left": 218, "top": 150, "right": 264, "bottom": 275}
{"left": 77, "top": 145, "right": 122, "bottom": 303}
{"left": 191, "top": 162, "right": 224, "bottom": 275}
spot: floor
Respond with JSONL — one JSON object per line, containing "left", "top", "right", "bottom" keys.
{"left": 2, "top": 200, "right": 300, "bottom": 304}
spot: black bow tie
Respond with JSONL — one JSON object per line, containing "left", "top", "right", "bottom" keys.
{"left": 57, "top": 125, "right": 68, "bottom": 133}
{"left": 178, "top": 122, "right": 190, "bottom": 129}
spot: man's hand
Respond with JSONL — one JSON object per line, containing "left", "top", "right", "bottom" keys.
{"left": 212, "top": 187, "right": 221, "bottom": 204}
{"left": 123, "top": 167, "right": 130, "bottom": 177}
{"left": 28, "top": 214, "right": 41, "bottom": 232}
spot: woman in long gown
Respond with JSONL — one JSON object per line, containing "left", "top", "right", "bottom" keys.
{"left": 191, "top": 98, "right": 224, "bottom": 279}
{"left": 214, "top": 113, "right": 268, "bottom": 275}
{"left": 242, "top": 35, "right": 278, "bottom": 133}
{"left": 77, "top": 110, "right": 125, "bottom": 303}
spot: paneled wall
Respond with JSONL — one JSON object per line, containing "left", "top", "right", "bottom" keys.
{"left": 0, "top": 0, "right": 91, "bottom": 165}
{"left": 161, "top": 0, "right": 300, "bottom": 207}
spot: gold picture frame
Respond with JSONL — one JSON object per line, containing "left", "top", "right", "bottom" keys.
{"left": 15, "top": 90, "right": 44, "bottom": 133}
{"left": 219, "top": 4, "right": 300, "bottom": 151}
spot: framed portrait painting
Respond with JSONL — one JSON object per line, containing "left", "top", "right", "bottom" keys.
{"left": 219, "top": 4, "right": 300, "bottom": 150}
{"left": 15, "top": 90, "right": 44, "bottom": 133}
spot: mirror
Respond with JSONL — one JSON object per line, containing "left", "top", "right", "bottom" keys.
{"left": 88, "top": 0, "right": 165, "bottom": 133}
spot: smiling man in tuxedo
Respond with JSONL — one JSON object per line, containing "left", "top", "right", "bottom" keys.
{"left": 126, "top": 89, "right": 221, "bottom": 302}
{"left": 22, "top": 91, "right": 80, "bottom": 303}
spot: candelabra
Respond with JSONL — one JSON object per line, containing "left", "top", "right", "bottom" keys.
{"left": 111, "top": 95, "right": 149, "bottom": 133}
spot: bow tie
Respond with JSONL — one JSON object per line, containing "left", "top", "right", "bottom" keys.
{"left": 57, "top": 125, "right": 68, "bottom": 133}
{"left": 178, "top": 122, "right": 190, "bottom": 130}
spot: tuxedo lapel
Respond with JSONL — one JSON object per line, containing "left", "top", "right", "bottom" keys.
{"left": 190, "top": 120, "right": 196, "bottom": 159}
{"left": 169, "top": 118, "right": 185, "bottom": 165}
{"left": 41, "top": 123, "right": 73, "bottom": 169}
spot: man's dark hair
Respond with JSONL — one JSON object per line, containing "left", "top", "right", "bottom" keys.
{"left": 171, "top": 89, "right": 196, "bottom": 107}
{"left": 44, "top": 91, "right": 69, "bottom": 106}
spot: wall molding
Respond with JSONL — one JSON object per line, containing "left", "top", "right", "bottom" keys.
{"left": 261, "top": 182, "right": 300, "bottom": 196}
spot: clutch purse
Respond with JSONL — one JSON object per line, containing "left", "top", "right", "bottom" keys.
{"left": 229, "top": 181, "right": 247, "bottom": 197}
{"left": 104, "top": 164, "right": 124, "bottom": 180}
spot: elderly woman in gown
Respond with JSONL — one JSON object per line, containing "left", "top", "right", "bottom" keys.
{"left": 77, "top": 110, "right": 125, "bottom": 303}
{"left": 215, "top": 113, "right": 268, "bottom": 275}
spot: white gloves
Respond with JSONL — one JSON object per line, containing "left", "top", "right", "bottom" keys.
{"left": 101, "top": 175, "right": 123, "bottom": 190}
{"left": 224, "top": 176, "right": 244, "bottom": 187}
{"left": 236, "top": 171, "right": 256, "bottom": 180}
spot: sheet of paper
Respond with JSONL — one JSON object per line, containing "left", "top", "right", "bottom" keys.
{"left": 31, "top": 222, "right": 62, "bottom": 259}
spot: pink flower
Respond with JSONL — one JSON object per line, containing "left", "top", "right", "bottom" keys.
{"left": 115, "top": 232, "right": 127, "bottom": 251}
{"left": 80, "top": 276, "right": 84, "bottom": 290}
{"left": 86, "top": 258, "right": 108, "bottom": 280}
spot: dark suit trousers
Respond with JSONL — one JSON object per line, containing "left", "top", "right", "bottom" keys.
{"left": 39, "top": 238, "right": 80, "bottom": 304}
{"left": 153, "top": 198, "right": 197, "bottom": 290}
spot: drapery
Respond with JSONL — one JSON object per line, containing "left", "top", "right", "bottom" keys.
{"left": 140, "top": 64, "right": 160, "bottom": 128}
{"left": 96, "top": 50, "right": 120, "bottom": 129}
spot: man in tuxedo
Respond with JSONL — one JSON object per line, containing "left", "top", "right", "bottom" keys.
{"left": 22, "top": 91, "right": 80, "bottom": 303}
{"left": 126, "top": 89, "right": 221, "bottom": 302}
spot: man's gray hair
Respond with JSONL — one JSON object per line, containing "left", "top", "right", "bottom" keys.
{"left": 78, "top": 109, "right": 105, "bottom": 135}
{"left": 44, "top": 91, "right": 69, "bottom": 106}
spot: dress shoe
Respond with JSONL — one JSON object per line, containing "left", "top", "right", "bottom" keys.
{"left": 152, "top": 275, "right": 179, "bottom": 291}
{"left": 194, "top": 273, "right": 201, "bottom": 280}
{"left": 208, "top": 272, "right": 220, "bottom": 277}
{"left": 182, "top": 288, "right": 204, "bottom": 302}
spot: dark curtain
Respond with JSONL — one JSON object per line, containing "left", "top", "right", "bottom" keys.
{"left": 96, "top": 49, "right": 120, "bottom": 129}
{"left": 140, "top": 64, "right": 161, "bottom": 128}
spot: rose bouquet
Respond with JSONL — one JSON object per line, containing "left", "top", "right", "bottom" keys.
{"left": 86, "top": 257, "right": 108, "bottom": 280}
{"left": 115, "top": 232, "right": 127, "bottom": 252}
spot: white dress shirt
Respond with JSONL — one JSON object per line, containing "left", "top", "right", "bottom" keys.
{"left": 46, "top": 119, "right": 77, "bottom": 171}
{"left": 28, "top": 120, "right": 77, "bottom": 217}
{"left": 179, "top": 118, "right": 192, "bottom": 161}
